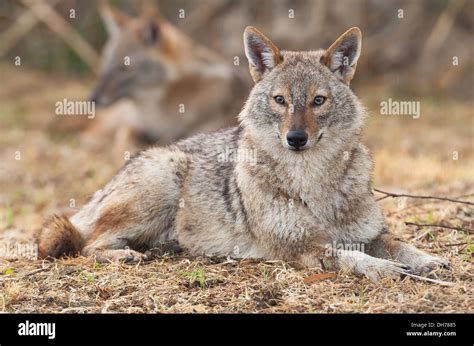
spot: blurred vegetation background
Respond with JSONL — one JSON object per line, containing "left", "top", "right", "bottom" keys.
{"left": 0, "top": 0, "right": 473, "bottom": 99}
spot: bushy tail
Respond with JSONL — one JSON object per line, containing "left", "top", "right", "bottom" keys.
{"left": 38, "top": 214, "right": 85, "bottom": 258}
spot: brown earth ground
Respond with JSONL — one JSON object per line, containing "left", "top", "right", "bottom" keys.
{"left": 0, "top": 64, "right": 473, "bottom": 313}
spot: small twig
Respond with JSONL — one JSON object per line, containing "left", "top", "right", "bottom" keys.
{"left": 385, "top": 193, "right": 474, "bottom": 216}
{"left": 413, "top": 229, "right": 432, "bottom": 241}
{"left": 443, "top": 242, "right": 468, "bottom": 247}
{"left": 402, "top": 272, "right": 454, "bottom": 286}
{"left": 405, "top": 222, "right": 474, "bottom": 233}
{"left": 23, "top": 267, "right": 49, "bottom": 277}
{"left": 374, "top": 188, "right": 474, "bottom": 205}
{"left": 375, "top": 194, "right": 392, "bottom": 202}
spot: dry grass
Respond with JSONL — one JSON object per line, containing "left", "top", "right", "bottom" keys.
{"left": 0, "top": 211, "right": 472, "bottom": 314}
{"left": 0, "top": 64, "right": 473, "bottom": 313}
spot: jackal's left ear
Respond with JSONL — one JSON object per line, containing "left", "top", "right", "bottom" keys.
{"left": 244, "top": 26, "right": 282, "bottom": 83}
{"left": 322, "top": 27, "right": 362, "bottom": 84}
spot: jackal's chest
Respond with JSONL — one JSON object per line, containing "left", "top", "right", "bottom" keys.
{"left": 240, "top": 174, "right": 383, "bottom": 248}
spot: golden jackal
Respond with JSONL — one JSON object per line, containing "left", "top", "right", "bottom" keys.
{"left": 87, "top": 4, "right": 245, "bottom": 145}
{"left": 39, "top": 27, "right": 448, "bottom": 280}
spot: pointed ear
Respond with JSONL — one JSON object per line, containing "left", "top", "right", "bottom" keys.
{"left": 142, "top": 18, "right": 161, "bottom": 45}
{"left": 321, "top": 27, "right": 362, "bottom": 84}
{"left": 139, "top": 1, "right": 162, "bottom": 46}
{"left": 244, "top": 26, "right": 282, "bottom": 83}
{"left": 99, "top": 4, "right": 131, "bottom": 36}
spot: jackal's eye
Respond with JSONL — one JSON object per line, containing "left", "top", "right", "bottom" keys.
{"left": 313, "top": 96, "right": 326, "bottom": 106}
{"left": 274, "top": 95, "right": 285, "bottom": 105}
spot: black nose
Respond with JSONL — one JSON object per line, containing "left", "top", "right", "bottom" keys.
{"left": 286, "top": 130, "right": 308, "bottom": 149}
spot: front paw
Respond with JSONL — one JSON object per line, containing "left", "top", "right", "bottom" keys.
{"left": 339, "top": 251, "right": 409, "bottom": 282}
{"left": 406, "top": 252, "right": 450, "bottom": 274}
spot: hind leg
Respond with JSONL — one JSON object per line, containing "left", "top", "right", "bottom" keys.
{"left": 82, "top": 238, "right": 183, "bottom": 263}
{"left": 69, "top": 147, "right": 188, "bottom": 262}
{"left": 367, "top": 232, "right": 450, "bottom": 274}
{"left": 82, "top": 236, "right": 146, "bottom": 264}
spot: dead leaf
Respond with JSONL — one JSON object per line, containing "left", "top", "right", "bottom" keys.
{"left": 303, "top": 272, "right": 337, "bottom": 284}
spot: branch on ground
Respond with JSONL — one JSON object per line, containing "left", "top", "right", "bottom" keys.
{"left": 405, "top": 222, "right": 473, "bottom": 234}
{"left": 374, "top": 188, "right": 474, "bottom": 205}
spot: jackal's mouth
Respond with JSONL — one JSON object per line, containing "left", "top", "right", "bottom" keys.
{"left": 288, "top": 147, "right": 306, "bottom": 152}
{"left": 316, "top": 132, "right": 324, "bottom": 144}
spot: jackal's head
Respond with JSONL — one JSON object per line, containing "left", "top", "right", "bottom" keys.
{"left": 90, "top": 5, "right": 186, "bottom": 106}
{"left": 240, "top": 26, "right": 365, "bottom": 153}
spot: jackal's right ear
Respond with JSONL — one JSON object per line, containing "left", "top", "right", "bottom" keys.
{"left": 244, "top": 27, "right": 282, "bottom": 83}
{"left": 99, "top": 4, "right": 131, "bottom": 36}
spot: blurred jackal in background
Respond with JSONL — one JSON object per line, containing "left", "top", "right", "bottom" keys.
{"left": 38, "top": 26, "right": 449, "bottom": 281}
{"left": 85, "top": 4, "right": 246, "bottom": 148}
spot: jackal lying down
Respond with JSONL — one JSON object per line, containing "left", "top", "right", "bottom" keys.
{"left": 86, "top": 4, "right": 246, "bottom": 147}
{"left": 37, "top": 26, "right": 449, "bottom": 281}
